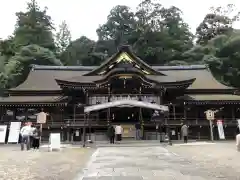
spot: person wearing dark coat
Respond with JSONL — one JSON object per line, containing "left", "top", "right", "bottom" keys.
{"left": 107, "top": 125, "right": 115, "bottom": 144}
{"left": 135, "top": 123, "right": 141, "bottom": 140}
{"left": 32, "top": 127, "right": 40, "bottom": 149}
{"left": 158, "top": 124, "right": 166, "bottom": 142}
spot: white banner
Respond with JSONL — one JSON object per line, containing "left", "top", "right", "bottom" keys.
{"left": 0, "top": 125, "right": 7, "bottom": 143}
{"left": 237, "top": 119, "right": 240, "bottom": 131}
{"left": 8, "top": 122, "right": 21, "bottom": 143}
{"left": 217, "top": 120, "right": 225, "bottom": 140}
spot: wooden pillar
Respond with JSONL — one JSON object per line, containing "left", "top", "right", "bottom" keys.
{"left": 107, "top": 85, "right": 111, "bottom": 125}
{"left": 183, "top": 102, "right": 187, "bottom": 121}
{"left": 139, "top": 87, "right": 144, "bottom": 139}
{"left": 195, "top": 107, "right": 199, "bottom": 125}
{"left": 73, "top": 104, "right": 76, "bottom": 124}
{"left": 232, "top": 106, "right": 235, "bottom": 121}
{"left": 173, "top": 104, "right": 176, "bottom": 122}
{"left": 25, "top": 108, "right": 28, "bottom": 122}
{"left": 88, "top": 113, "right": 91, "bottom": 140}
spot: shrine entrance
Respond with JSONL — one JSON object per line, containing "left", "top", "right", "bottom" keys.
{"left": 82, "top": 100, "right": 169, "bottom": 146}
{"left": 111, "top": 107, "right": 139, "bottom": 139}
{"left": 111, "top": 107, "right": 139, "bottom": 124}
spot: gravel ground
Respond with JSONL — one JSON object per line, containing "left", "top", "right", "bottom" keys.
{"left": 0, "top": 145, "right": 95, "bottom": 180}
{"left": 166, "top": 141, "right": 240, "bottom": 179}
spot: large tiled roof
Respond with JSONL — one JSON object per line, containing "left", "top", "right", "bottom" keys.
{"left": 189, "top": 94, "right": 240, "bottom": 101}
{"left": 11, "top": 66, "right": 89, "bottom": 91}
{"left": 178, "top": 94, "right": 240, "bottom": 103}
{"left": 0, "top": 95, "right": 66, "bottom": 106}
{"left": 10, "top": 64, "right": 234, "bottom": 91}
{"left": 156, "top": 65, "right": 233, "bottom": 89}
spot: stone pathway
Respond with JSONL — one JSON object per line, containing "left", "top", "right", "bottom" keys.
{"left": 76, "top": 146, "right": 226, "bottom": 180}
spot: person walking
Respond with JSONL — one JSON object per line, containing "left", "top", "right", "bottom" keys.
{"left": 181, "top": 123, "right": 188, "bottom": 143}
{"left": 107, "top": 125, "right": 115, "bottom": 144}
{"left": 135, "top": 122, "right": 141, "bottom": 140}
{"left": 20, "top": 122, "right": 32, "bottom": 151}
{"left": 115, "top": 124, "right": 123, "bottom": 144}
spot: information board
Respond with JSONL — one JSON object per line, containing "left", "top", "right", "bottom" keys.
{"left": 49, "top": 133, "right": 61, "bottom": 150}
{"left": 8, "top": 122, "right": 21, "bottom": 143}
{"left": 36, "top": 112, "right": 47, "bottom": 124}
{"left": 0, "top": 125, "right": 7, "bottom": 143}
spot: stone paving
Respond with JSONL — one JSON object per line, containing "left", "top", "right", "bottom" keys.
{"left": 78, "top": 145, "right": 228, "bottom": 180}
{"left": 0, "top": 145, "right": 94, "bottom": 180}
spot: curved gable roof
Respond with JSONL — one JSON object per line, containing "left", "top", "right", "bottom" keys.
{"left": 84, "top": 45, "right": 163, "bottom": 76}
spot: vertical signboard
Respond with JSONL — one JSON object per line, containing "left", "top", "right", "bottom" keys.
{"left": 217, "top": 120, "right": 225, "bottom": 140}
{"left": 8, "top": 122, "right": 21, "bottom": 143}
{"left": 49, "top": 133, "right": 61, "bottom": 151}
{"left": 0, "top": 125, "right": 7, "bottom": 143}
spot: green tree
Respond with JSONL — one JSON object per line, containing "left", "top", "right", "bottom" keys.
{"left": 2, "top": 44, "right": 62, "bottom": 88}
{"left": 55, "top": 20, "right": 71, "bottom": 55}
{"left": 95, "top": 0, "right": 193, "bottom": 65}
{"left": 14, "top": 0, "right": 56, "bottom": 51}
{"left": 60, "top": 36, "right": 104, "bottom": 66}
{"left": 96, "top": 5, "right": 136, "bottom": 51}
{"left": 204, "top": 32, "right": 240, "bottom": 87}
{"left": 0, "top": 0, "right": 62, "bottom": 89}
{"left": 196, "top": 4, "right": 240, "bottom": 45}
{"left": 133, "top": 1, "right": 193, "bottom": 64}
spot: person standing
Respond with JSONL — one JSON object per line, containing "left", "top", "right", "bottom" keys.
{"left": 181, "top": 123, "right": 188, "bottom": 143}
{"left": 115, "top": 124, "right": 123, "bottom": 144}
{"left": 159, "top": 123, "right": 166, "bottom": 143}
{"left": 107, "top": 125, "right": 115, "bottom": 144}
{"left": 135, "top": 122, "right": 141, "bottom": 140}
{"left": 29, "top": 124, "right": 35, "bottom": 149}
{"left": 32, "top": 126, "right": 40, "bottom": 149}
{"left": 20, "top": 122, "right": 32, "bottom": 151}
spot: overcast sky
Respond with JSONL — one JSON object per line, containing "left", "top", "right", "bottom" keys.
{"left": 1, "top": 0, "right": 240, "bottom": 40}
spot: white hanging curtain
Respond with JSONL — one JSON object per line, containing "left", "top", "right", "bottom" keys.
{"left": 84, "top": 99, "right": 169, "bottom": 113}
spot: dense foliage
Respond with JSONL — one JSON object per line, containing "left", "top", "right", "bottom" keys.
{"left": 1, "top": 0, "right": 240, "bottom": 91}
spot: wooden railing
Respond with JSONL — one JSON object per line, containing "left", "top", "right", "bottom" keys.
{"left": 0, "top": 116, "right": 238, "bottom": 126}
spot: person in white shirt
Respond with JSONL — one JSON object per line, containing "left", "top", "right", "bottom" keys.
{"left": 20, "top": 122, "right": 32, "bottom": 151}
{"left": 115, "top": 124, "right": 123, "bottom": 143}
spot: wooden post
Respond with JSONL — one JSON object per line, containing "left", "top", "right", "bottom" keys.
{"left": 39, "top": 123, "right": 42, "bottom": 146}
{"left": 205, "top": 109, "right": 215, "bottom": 142}
{"left": 83, "top": 113, "right": 86, "bottom": 147}
{"left": 209, "top": 120, "right": 214, "bottom": 141}
{"left": 139, "top": 87, "right": 143, "bottom": 139}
